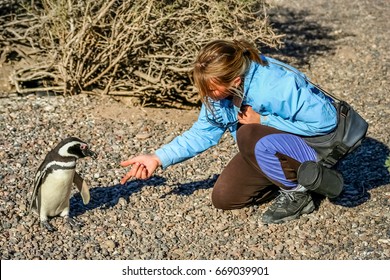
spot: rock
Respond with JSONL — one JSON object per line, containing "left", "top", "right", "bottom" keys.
{"left": 101, "top": 240, "right": 116, "bottom": 251}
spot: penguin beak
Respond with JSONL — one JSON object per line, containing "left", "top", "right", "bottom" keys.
{"left": 82, "top": 148, "right": 98, "bottom": 159}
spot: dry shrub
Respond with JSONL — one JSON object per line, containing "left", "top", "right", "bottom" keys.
{"left": 1, "top": 0, "right": 283, "bottom": 108}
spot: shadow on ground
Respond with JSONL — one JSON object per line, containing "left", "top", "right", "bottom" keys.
{"left": 69, "top": 175, "right": 217, "bottom": 217}
{"left": 260, "top": 7, "right": 349, "bottom": 66}
{"left": 159, "top": 174, "right": 217, "bottom": 198}
{"left": 69, "top": 176, "right": 167, "bottom": 217}
{"left": 329, "top": 137, "right": 390, "bottom": 207}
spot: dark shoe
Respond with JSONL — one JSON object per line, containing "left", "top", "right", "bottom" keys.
{"left": 262, "top": 191, "right": 315, "bottom": 224}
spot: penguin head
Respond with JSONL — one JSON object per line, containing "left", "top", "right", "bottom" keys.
{"left": 57, "top": 137, "right": 97, "bottom": 159}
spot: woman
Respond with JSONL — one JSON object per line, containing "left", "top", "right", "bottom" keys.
{"left": 120, "top": 39, "right": 342, "bottom": 224}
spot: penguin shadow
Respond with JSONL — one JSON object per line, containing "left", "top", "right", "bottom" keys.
{"left": 69, "top": 176, "right": 167, "bottom": 217}
{"left": 314, "top": 137, "right": 390, "bottom": 208}
{"left": 159, "top": 175, "right": 218, "bottom": 198}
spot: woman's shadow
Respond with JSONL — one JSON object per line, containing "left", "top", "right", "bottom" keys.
{"left": 324, "top": 137, "right": 390, "bottom": 207}
{"left": 69, "top": 176, "right": 168, "bottom": 217}
{"left": 69, "top": 175, "right": 217, "bottom": 217}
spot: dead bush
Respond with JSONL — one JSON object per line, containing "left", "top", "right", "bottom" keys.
{"left": 0, "top": 0, "right": 283, "bottom": 108}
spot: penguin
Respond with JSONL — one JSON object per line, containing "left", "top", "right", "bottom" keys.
{"left": 29, "top": 137, "right": 97, "bottom": 232}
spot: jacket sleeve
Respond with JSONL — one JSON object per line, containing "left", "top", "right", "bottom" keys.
{"left": 155, "top": 105, "right": 226, "bottom": 169}
{"left": 259, "top": 73, "right": 338, "bottom": 136}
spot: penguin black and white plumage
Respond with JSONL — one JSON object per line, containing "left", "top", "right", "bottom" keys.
{"left": 29, "top": 137, "right": 97, "bottom": 232}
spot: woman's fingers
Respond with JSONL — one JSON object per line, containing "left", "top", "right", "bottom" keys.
{"left": 120, "top": 157, "right": 138, "bottom": 167}
{"left": 121, "top": 162, "right": 141, "bottom": 184}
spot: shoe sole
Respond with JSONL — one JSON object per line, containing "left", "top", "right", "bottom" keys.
{"left": 262, "top": 199, "right": 315, "bottom": 225}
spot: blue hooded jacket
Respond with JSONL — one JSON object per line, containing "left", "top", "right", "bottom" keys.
{"left": 155, "top": 56, "right": 337, "bottom": 169}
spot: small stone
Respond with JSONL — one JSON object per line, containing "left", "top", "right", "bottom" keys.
{"left": 102, "top": 240, "right": 116, "bottom": 251}
{"left": 135, "top": 132, "right": 151, "bottom": 140}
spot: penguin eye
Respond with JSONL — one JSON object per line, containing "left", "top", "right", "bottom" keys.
{"left": 80, "top": 144, "right": 88, "bottom": 150}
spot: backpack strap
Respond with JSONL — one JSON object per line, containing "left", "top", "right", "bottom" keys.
{"left": 268, "top": 60, "right": 341, "bottom": 102}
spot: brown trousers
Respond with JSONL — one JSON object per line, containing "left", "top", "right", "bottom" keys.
{"left": 211, "top": 124, "right": 304, "bottom": 210}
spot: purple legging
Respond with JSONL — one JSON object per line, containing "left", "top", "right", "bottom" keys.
{"left": 211, "top": 124, "right": 317, "bottom": 210}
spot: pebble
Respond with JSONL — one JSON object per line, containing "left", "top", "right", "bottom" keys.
{"left": 135, "top": 132, "right": 151, "bottom": 140}
{"left": 102, "top": 240, "right": 116, "bottom": 251}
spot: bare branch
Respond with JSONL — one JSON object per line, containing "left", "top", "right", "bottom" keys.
{"left": 1, "top": 0, "right": 282, "bottom": 108}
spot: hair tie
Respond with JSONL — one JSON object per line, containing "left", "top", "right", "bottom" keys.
{"left": 233, "top": 39, "right": 250, "bottom": 57}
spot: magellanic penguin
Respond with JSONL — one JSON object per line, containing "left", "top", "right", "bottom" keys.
{"left": 29, "top": 137, "right": 97, "bottom": 232}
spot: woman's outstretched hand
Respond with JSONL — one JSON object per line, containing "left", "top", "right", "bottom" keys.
{"left": 238, "top": 105, "right": 261, "bottom": 124}
{"left": 120, "top": 154, "right": 161, "bottom": 184}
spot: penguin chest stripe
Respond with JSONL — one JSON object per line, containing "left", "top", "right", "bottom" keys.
{"left": 40, "top": 169, "right": 75, "bottom": 217}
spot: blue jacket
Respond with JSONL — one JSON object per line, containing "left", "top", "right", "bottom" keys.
{"left": 155, "top": 56, "right": 337, "bottom": 168}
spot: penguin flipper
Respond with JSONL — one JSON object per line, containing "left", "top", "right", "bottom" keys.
{"left": 29, "top": 169, "right": 46, "bottom": 211}
{"left": 73, "top": 172, "right": 90, "bottom": 205}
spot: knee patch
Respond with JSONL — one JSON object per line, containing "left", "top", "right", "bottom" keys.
{"left": 254, "top": 134, "right": 317, "bottom": 188}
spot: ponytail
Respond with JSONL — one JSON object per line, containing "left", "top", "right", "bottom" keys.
{"left": 233, "top": 39, "right": 267, "bottom": 66}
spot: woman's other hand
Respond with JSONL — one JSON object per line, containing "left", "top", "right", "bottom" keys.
{"left": 238, "top": 105, "right": 260, "bottom": 124}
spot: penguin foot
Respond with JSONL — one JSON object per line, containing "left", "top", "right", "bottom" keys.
{"left": 41, "top": 221, "right": 56, "bottom": 232}
{"left": 67, "top": 217, "right": 84, "bottom": 230}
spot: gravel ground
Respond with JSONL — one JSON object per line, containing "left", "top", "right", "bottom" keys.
{"left": 1, "top": 0, "right": 389, "bottom": 260}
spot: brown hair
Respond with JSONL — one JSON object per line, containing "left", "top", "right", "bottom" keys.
{"left": 192, "top": 39, "right": 267, "bottom": 109}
